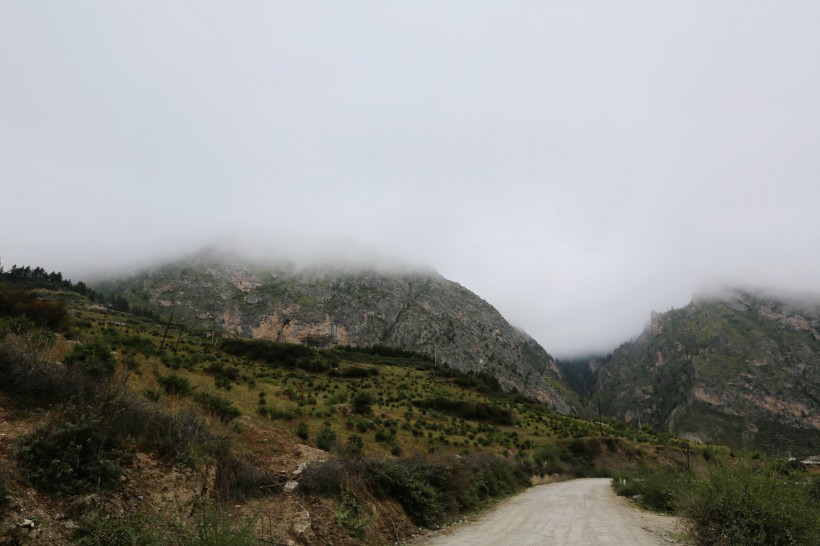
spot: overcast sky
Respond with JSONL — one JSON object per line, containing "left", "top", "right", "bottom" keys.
{"left": 2, "top": 2, "right": 819, "bottom": 357}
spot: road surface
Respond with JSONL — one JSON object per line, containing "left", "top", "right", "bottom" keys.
{"left": 420, "top": 478, "right": 680, "bottom": 546}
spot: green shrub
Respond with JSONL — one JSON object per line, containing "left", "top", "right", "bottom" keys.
{"left": 335, "top": 489, "right": 370, "bottom": 539}
{"left": 414, "top": 397, "right": 515, "bottom": 425}
{"left": 219, "top": 338, "right": 335, "bottom": 373}
{"left": 809, "top": 474, "right": 820, "bottom": 502}
{"left": 73, "top": 509, "right": 171, "bottom": 545}
{"left": 184, "top": 503, "right": 258, "bottom": 546}
{"left": 16, "top": 406, "right": 127, "bottom": 495}
{"left": 613, "top": 468, "right": 691, "bottom": 513}
{"left": 345, "top": 434, "right": 364, "bottom": 456}
{"left": 194, "top": 392, "right": 241, "bottom": 421}
{"left": 64, "top": 339, "right": 116, "bottom": 376}
{"left": 350, "top": 392, "right": 375, "bottom": 414}
{"left": 373, "top": 459, "right": 441, "bottom": 527}
{"left": 295, "top": 422, "right": 309, "bottom": 441}
{"left": 681, "top": 459, "right": 820, "bottom": 545}
{"left": 157, "top": 372, "right": 192, "bottom": 396}
{"left": 316, "top": 424, "right": 337, "bottom": 451}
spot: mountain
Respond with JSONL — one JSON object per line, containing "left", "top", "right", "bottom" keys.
{"left": 590, "top": 288, "right": 820, "bottom": 455}
{"left": 94, "top": 250, "right": 574, "bottom": 413}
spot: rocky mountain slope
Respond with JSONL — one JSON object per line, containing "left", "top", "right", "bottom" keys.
{"left": 95, "top": 250, "right": 573, "bottom": 412}
{"left": 591, "top": 289, "right": 820, "bottom": 455}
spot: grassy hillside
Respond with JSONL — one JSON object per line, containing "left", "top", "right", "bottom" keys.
{"left": 0, "top": 270, "right": 697, "bottom": 544}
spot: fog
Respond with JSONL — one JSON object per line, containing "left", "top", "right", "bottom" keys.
{"left": 2, "top": 2, "right": 819, "bottom": 357}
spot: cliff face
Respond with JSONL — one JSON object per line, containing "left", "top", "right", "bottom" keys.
{"left": 594, "top": 289, "right": 820, "bottom": 455}
{"left": 97, "top": 251, "right": 573, "bottom": 413}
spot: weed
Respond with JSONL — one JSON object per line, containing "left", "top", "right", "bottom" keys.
{"left": 185, "top": 503, "right": 258, "bottom": 546}
{"left": 335, "top": 489, "right": 370, "bottom": 539}
{"left": 73, "top": 509, "right": 171, "bottom": 545}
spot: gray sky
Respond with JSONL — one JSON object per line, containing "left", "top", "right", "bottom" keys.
{"left": 2, "top": 2, "right": 819, "bottom": 357}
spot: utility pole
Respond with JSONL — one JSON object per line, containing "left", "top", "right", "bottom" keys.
{"left": 173, "top": 327, "right": 184, "bottom": 355}
{"left": 159, "top": 307, "right": 175, "bottom": 351}
{"left": 596, "top": 397, "right": 604, "bottom": 437}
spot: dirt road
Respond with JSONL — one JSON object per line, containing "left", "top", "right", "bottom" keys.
{"left": 420, "top": 478, "right": 681, "bottom": 546}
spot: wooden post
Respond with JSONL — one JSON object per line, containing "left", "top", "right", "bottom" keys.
{"left": 173, "top": 327, "right": 184, "bottom": 355}
{"left": 159, "top": 307, "right": 175, "bottom": 351}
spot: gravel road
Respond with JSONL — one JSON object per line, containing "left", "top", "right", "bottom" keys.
{"left": 419, "top": 478, "right": 681, "bottom": 546}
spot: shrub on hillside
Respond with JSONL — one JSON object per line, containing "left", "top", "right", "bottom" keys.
{"left": 194, "top": 391, "right": 241, "bottom": 421}
{"left": 316, "top": 424, "right": 337, "bottom": 451}
{"left": 350, "top": 392, "right": 375, "bottom": 414}
{"left": 16, "top": 405, "right": 128, "bottom": 495}
{"left": 73, "top": 509, "right": 171, "bottom": 546}
{"left": 219, "top": 338, "right": 335, "bottom": 372}
{"left": 0, "top": 286, "right": 69, "bottom": 331}
{"left": 680, "top": 459, "right": 819, "bottom": 545}
{"left": 414, "top": 396, "right": 515, "bottom": 425}
{"left": 613, "top": 467, "right": 691, "bottom": 513}
{"left": 64, "top": 339, "right": 116, "bottom": 376}
{"left": 156, "top": 371, "right": 192, "bottom": 396}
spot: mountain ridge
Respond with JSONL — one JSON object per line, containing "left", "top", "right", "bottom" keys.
{"left": 586, "top": 288, "right": 820, "bottom": 455}
{"left": 95, "top": 250, "right": 575, "bottom": 413}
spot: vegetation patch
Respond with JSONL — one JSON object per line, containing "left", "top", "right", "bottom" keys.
{"left": 194, "top": 391, "right": 241, "bottom": 421}
{"left": 414, "top": 396, "right": 515, "bottom": 425}
{"left": 16, "top": 405, "right": 128, "bottom": 495}
{"left": 220, "top": 338, "right": 336, "bottom": 372}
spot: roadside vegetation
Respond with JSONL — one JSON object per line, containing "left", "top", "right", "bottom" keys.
{"left": 613, "top": 449, "right": 820, "bottom": 545}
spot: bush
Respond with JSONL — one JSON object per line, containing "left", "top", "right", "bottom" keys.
{"left": 335, "top": 489, "right": 370, "bottom": 539}
{"left": 681, "top": 459, "right": 820, "bottom": 545}
{"left": 299, "top": 459, "right": 349, "bottom": 495}
{"left": 157, "top": 372, "right": 192, "bottom": 396}
{"left": 350, "top": 392, "right": 375, "bottom": 414}
{"left": 414, "top": 397, "right": 515, "bottom": 425}
{"left": 295, "top": 422, "right": 309, "bottom": 441}
{"left": 16, "top": 406, "right": 128, "bottom": 495}
{"left": 345, "top": 435, "right": 364, "bottom": 456}
{"left": 316, "top": 425, "right": 337, "bottom": 451}
{"left": 372, "top": 454, "right": 530, "bottom": 527}
{"left": 194, "top": 392, "right": 241, "bottom": 421}
{"left": 211, "top": 439, "right": 272, "bottom": 500}
{"left": 373, "top": 459, "right": 441, "bottom": 527}
{"left": 64, "top": 339, "right": 117, "bottom": 376}
{"left": 73, "top": 509, "right": 171, "bottom": 545}
{"left": 184, "top": 503, "right": 258, "bottom": 546}
{"left": 613, "top": 468, "right": 691, "bottom": 513}
{"left": 219, "top": 338, "right": 335, "bottom": 372}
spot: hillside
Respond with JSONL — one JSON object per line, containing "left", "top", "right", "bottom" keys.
{"left": 0, "top": 268, "right": 689, "bottom": 544}
{"left": 94, "top": 250, "right": 574, "bottom": 412}
{"left": 591, "top": 289, "right": 820, "bottom": 456}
